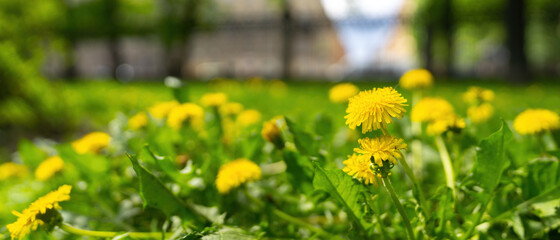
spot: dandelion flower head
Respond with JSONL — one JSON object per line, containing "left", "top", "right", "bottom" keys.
{"left": 411, "top": 97, "right": 454, "bottom": 123}
{"left": 261, "top": 117, "right": 283, "bottom": 143}
{"left": 35, "top": 156, "right": 64, "bottom": 181}
{"left": 343, "top": 154, "right": 378, "bottom": 187}
{"left": 467, "top": 103, "right": 494, "bottom": 123}
{"left": 216, "top": 159, "right": 261, "bottom": 194}
{"left": 0, "top": 162, "right": 28, "bottom": 180}
{"left": 166, "top": 103, "right": 204, "bottom": 130}
{"left": 148, "top": 101, "right": 179, "bottom": 119}
{"left": 399, "top": 69, "right": 433, "bottom": 90}
{"left": 200, "top": 92, "right": 228, "bottom": 107}
{"left": 329, "top": 83, "right": 359, "bottom": 103}
{"left": 427, "top": 114, "right": 466, "bottom": 136}
{"left": 353, "top": 136, "right": 407, "bottom": 167}
{"left": 236, "top": 109, "right": 262, "bottom": 127}
{"left": 7, "top": 185, "right": 72, "bottom": 240}
{"left": 345, "top": 87, "right": 407, "bottom": 133}
{"left": 513, "top": 109, "right": 560, "bottom": 135}
{"left": 128, "top": 112, "right": 148, "bottom": 130}
{"left": 463, "top": 86, "right": 494, "bottom": 104}
{"left": 219, "top": 102, "right": 244, "bottom": 116}
{"left": 71, "top": 132, "right": 110, "bottom": 154}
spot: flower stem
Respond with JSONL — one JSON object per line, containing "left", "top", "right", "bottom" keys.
{"left": 399, "top": 154, "right": 430, "bottom": 218}
{"left": 435, "top": 135, "right": 456, "bottom": 198}
{"left": 60, "top": 223, "right": 167, "bottom": 238}
{"left": 382, "top": 177, "right": 416, "bottom": 240}
{"left": 411, "top": 91, "right": 424, "bottom": 180}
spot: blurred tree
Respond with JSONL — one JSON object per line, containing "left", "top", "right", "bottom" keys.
{"left": 58, "top": 0, "right": 156, "bottom": 80}
{"left": 157, "top": 0, "right": 216, "bottom": 78}
{"left": 527, "top": 0, "right": 560, "bottom": 76}
{"left": 281, "top": 0, "right": 294, "bottom": 79}
{"left": 506, "top": 0, "right": 528, "bottom": 81}
{"left": 0, "top": 0, "right": 75, "bottom": 137}
{"left": 415, "top": 0, "right": 455, "bottom": 76}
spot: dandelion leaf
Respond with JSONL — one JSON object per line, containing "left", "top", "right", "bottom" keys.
{"left": 285, "top": 117, "right": 319, "bottom": 156}
{"left": 472, "top": 120, "right": 512, "bottom": 196}
{"left": 312, "top": 162, "right": 372, "bottom": 234}
{"left": 128, "top": 154, "right": 196, "bottom": 221}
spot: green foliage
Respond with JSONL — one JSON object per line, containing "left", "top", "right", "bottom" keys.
{"left": 129, "top": 154, "right": 193, "bottom": 219}
{"left": 472, "top": 120, "right": 512, "bottom": 195}
{"left": 312, "top": 163, "right": 373, "bottom": 236}
{"left": 3, "top": 81, "right": 560, "bottom": 239}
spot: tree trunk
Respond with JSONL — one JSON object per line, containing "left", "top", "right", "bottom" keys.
{"left": 443, "top": 0, "right": 454, "bottom": 77}
{"left": 281, "top": 0, "right": 293, "bottom": 79}
{"left": 106, "top": 0, "right": 121, "bottom": 80}
{"left": 64, "top": 40, "right": 77, "bottom": 80}
{"left": 506, "top": 0, "right": 529, "bottom": 82}
{"left": 424, "top": 23, "right": 434, "bottom": 74}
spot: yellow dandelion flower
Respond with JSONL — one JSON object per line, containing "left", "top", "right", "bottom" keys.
{"left": 216, "top": 159, "right": 261, "bottom": 194}
{"left": 342, "top": 154, "right": 378, "bottom": 187}
{"left": 71, "top": 132, "right": 111, "bottom": 154}
{"left": 427, "top": 114, "right": 466, "bottom": 136}
{"left": 0, "top": 162, "right": 28, "bottom": 180}
{"left": 411, "top": 97, "right": 454, "bottom": 123}
{"left": 463, "top": 86, "right": 495, "bottom": 104}
{"left": 166, "top": 103, "right": 205, "bottom": 130}
{"left": 236, "top": 109, "right": 262, "bottom": 127}
{"left": 7, "top": 185, "right": 72, "bottom": 240}
{"left": 148, "top": 101, "right": 179, "bottom": 119}
{"left": 329, "top": 83, "right": 359, "bottom": 103}
{"left": 200, "top": 93, "right": 228, "bottom": 107}
{"left": 35, "top": 156, "right": 64, "bottom": 181}
{"left": 513, "top": 109, "right": 560, "bottom": 135}
{"left": 261, "top": 117, "right": 285, "bottom": 149}
{"left": 354, "top": 136, "right": 407, "bottom": 167}
{"left": 219, "top": 102, "right": 244, "bottom": 116}
{"left": 128, "top": 112, "right": 148, "bottom": 130}
{"left": 261, "top": 117, "right": 281, "bottom": 142}
{"left": 399, "top": 69, "right": 434, "bottom": 90}
{"left": 345, "top": 87, "right": 407, "bottom": 133}
{"left": 467, "top": 103, "right": 494, "bottom": 123}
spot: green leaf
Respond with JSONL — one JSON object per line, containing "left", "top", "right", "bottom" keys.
{"left": 312, "top": 113, "right": 333, "bottom": 138}
{"left": 496, "top": 184, "right": 560, "bottom": 220}
{"left": 285, "top": 117, "right": 318, "bottom": 156}
{"left": 523, "top": 157, "right": 559, "bottom": 199}
{"left": 461, "top": 121, "right": 513, "bottom": 240}
{"left": 472, "top": 120, "right": 512, "bottom": 196}
{"left": 200, "top": 228, "right": 256, "bottom": 240}
{"left": 128, "top": 154, "right": 194, "bottom": 220}
{"left": 188, "top": 203, "right": 226, "bottom": 225}
{"left": 312, "top": 162, "right": 372, "bottom": 235}
{"left": 142, "top": 145, "right": 192, "bottom": 185}
{"left": 173, "top": 86, "right": 190, "bottom": 103}
{"left": 17, "top": 139, "right": 46, "bottom": 169}
{"left": 58, "top": 145, "right": 109, "bottom": 180}
{"left": 282, "top": 150, "right": 313, "bottom": 192}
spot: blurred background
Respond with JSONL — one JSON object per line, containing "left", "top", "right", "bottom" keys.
{"left": 1, "top": 0, "right": 560, "bottom": 157}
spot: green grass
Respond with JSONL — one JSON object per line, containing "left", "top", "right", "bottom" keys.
{"left": 59, "top": 79, "right": 560, "bottom": 133}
